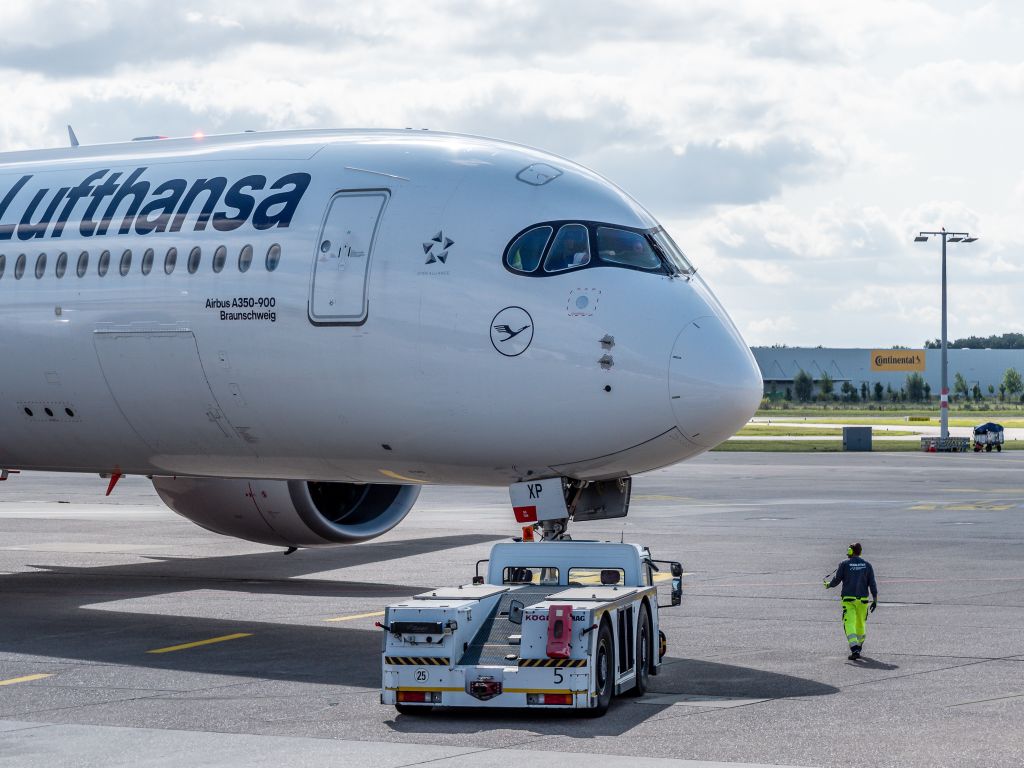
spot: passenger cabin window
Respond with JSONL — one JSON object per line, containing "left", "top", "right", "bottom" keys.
{"left": 55, "top": 252, "right": 68, "bottom": 279}
{"left": 506, "top": 226, "right": 552, "bottom": 273}
{"left": 238, "top": 244, "right": 253, "bottom": 273}
{"left": 187, "top": 246, "right": 201, "bottom": 274}
{"left": 543, "top": 224, "right": 590, "bottom": 272}
{"left": 34, "top": 253, "right": 46, "bottom": 279}
{"left": 0, "top": 254, "right": 5, "bottom": 279}
{"left": 97, "top": 250, "right": 110, "bottom": 277}
{"left": 265, "top": 243, "right": 281, "bottom": 272}
{"left": 596, "top": 227, "right": 661, "bottom": 271}
{"left": 119, "top": 249, "right": 132, "bottom": 276}
{"left": 76, "top": 251, "right": 88, "bottom": 278}
{"left": 141, "top": 248, "right": 154, "bottom": 276}
{"left": 14, "top": 254, "right": 26, "bottom": 280}
{"left": 212, "top": 245, "right": 227, "bottom": 273}
{"left": 502, "top": 566, "right": 560, "bottom": 585}
{"left": 164, "top": 247, "right": 177, "bottom": 275}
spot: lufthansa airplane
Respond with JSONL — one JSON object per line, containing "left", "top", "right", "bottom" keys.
{"left": 0, "top": 129, "right": 762, "bottom": 547}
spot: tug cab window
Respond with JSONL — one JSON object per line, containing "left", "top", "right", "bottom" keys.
{"left": 569, "top": 567, "right": 626, "bottom": 586}
{"left": 503, "top": 566, "right": 560, "bottom": 585}
{"left": 596, "top": 227, "right": 661, "bottom": 270}
{"left": 543, "top": 224, "right": 590, "bottom": 272}
{"left": 506, "top": 226, "right": 552, "bottom": 273}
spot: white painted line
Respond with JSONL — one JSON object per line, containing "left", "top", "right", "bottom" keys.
{"left": 632, "top": 692, "right": 770, "bottom": 708}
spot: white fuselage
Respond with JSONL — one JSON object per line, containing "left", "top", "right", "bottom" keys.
{"left": 0, "top": 130, "right": 761, "bottom": 486}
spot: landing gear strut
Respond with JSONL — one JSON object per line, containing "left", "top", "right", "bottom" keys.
{"left": 508, "top": 477, "right": 632, "bottom": 541}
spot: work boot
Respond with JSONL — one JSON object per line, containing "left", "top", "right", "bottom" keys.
{"left": 848, "top": 651, "right": 860, "bottom": 660}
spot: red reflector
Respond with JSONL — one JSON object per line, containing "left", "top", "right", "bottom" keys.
{"left": 543, "top": 694, "right": 572, "bottom": 705}
{"left": 513, "top": 505, "right": 538, "bottom": 523}
{"left": 397, "top": 691, "right": 428, "bottom": 703}
{"left": 546, "top": 604, "right": 572, "bottom": 658}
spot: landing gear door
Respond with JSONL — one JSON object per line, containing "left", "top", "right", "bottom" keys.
{"left": 309, "top": 190, "right": 388, "bottom": 325}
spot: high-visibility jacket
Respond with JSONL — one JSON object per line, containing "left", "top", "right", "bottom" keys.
{"left": 827, "top": 557, "right": 878, "bottom": 599}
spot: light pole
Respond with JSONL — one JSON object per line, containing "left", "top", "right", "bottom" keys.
{"left": 914, "top": 229, "right": 978, "bottom": 443}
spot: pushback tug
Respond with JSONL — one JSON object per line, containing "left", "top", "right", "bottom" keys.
{"left": 378, "top": 478, "right": 683, "bottom": 715}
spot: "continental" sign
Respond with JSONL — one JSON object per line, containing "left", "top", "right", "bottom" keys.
{"left": 871, "top": 350, "right": 926, "bottom": 372}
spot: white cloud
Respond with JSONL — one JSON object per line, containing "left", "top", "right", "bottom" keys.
{"left": 0, "top": 0, "right": 1019, "bottom": 346}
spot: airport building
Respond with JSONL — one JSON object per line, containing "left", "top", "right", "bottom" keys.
{"left": 752, "top": 347, "right": 1024, "bottom": 397}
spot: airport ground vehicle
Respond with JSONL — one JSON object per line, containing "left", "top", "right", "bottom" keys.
{"left": 973, "top": 422, "right": 1005, "bottom": 452}
{"left": 378, "top": 539, "right": 682, "bottom": 716}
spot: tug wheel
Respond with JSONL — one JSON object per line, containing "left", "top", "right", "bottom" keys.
{"left": 626, "top": 604, "right": 652, "bottom": 696}
{"left": 583, "top": 621, "right": 614, "bottom": 717}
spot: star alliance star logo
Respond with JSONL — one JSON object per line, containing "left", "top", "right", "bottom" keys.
{"left": 423, "top": 230, "right": 454, "bottom": 264}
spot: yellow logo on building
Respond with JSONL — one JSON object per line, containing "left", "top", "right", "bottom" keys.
{"left": 870, "top": 350, "right": 925, "bottom": 372}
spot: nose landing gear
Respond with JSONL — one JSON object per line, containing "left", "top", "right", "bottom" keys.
{"left": 509, "top": 477, "right": 631, "bottom": 541}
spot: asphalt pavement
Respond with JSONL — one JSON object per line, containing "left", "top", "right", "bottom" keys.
{"left": 1, "top": 451, "right": 1022, "bottom": 767}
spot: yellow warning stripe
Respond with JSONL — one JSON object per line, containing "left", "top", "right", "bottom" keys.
{"left": 384, "top": 656, "right": 450, "bottom": 666}
{"left": 385, "top": 686, "right": 586, "bottom": 695}
{"left": 146, "top": 633, "right": 252, "bottom": 654}
{"left": 323, "top": 611, "right": 384, "bottom": 623}
{"left": 0, "top": 673, "right": 52, "bottom": 686}
{"left": 518, "top": 658, "right": 587, "bottom": 668}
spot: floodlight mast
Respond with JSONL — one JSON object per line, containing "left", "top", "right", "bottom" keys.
{"left": 914, "top": 229, "right": 977, "bottom": 443}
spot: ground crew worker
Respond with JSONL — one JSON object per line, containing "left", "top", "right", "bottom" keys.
{"left": 824, "top": 543, "right": 877, "bottom": 660}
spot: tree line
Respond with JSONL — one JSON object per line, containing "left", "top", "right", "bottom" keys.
{"left": 774, "top": 367, "right": 1024, "bottom": 403}
{"left": 924, "top": 333, "right": 1024, "bottom": 349}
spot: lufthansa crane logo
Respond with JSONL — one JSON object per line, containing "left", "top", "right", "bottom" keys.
{"left": 490, "top": 306, "right": 534, "bottom": 357}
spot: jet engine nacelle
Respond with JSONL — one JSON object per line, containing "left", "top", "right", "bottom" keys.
{"left": 151, "top": 477, "right": 421, "bottom": 548}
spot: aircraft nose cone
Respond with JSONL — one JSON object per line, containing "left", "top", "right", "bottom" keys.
{"left": 670, "top": 316, "right": 763, "bottom": 448}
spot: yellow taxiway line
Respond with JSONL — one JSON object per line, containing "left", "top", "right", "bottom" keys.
{"left": 324, "top": 611, "right": 385, "bottom": 623}
{"left": 0, "top": 673, "right": 53, "bottom": 686}
{"left": 146, "top": 633, "right": 253, "bottom": 654}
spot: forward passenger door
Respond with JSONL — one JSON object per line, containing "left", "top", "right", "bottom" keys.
{"left": 309, "top": 190, "right": 388, "bottom": 325}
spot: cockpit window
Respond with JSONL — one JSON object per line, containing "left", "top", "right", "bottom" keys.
{"left": 503, "top": 220, "right": 696, "bottom": 277}
{"left": 543, "top": 224, "right": 591, "bottom": 273}
{"left": 506, "top": 226, "right": 552, "bottom": 273}
{"left": 651, "top": 228, "right": 696, "bottom": 275}
{"left": 596, "top": 227, "right": 662, "bottom": 271}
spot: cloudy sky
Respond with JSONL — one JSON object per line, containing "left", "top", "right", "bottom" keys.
{"left": 2, "top": 0, "right": 1020, "bottom": 347}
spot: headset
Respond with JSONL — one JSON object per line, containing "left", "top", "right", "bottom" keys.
{"left": 847, "top": 546, "right": 854, "bottom": 557}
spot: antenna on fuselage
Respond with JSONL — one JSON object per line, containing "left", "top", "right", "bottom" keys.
{"left": 67, "top": 125, "right": 80, "bottom": 148}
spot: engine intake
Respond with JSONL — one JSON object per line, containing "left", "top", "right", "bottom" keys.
{"left": 151, "top": 477, "right": 420, "bottom": 548}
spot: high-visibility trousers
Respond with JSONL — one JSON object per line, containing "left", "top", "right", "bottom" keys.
{"left": 841, "top": 596, "right": 870, "bottom": 649}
